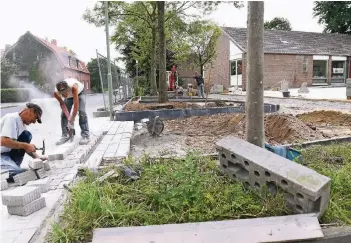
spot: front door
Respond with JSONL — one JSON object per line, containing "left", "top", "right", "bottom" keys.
{"left": 230, "top": 59, "right": 242, "bottom": 87}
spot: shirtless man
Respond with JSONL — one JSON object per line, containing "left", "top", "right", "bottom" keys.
{"left": 54, "top": 78, "right": 90, "bottom": 145}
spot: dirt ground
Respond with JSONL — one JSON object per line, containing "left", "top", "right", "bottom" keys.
{"left": 130, "top": 111, "right": 351, "bottom": 158}
{"left": 124, "top": 100, "right": 235, "bottom": 111}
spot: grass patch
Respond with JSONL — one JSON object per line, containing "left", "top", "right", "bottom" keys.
{"left": 299, "top": 143, "right": 351, "bottom": 225}
{"left": 50, "top": 144, "right": 351, "bottom": 242}
{"left": 49, "top": 154, "right": 289, "bottom": 242}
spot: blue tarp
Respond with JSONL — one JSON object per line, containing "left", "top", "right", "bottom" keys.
{"left": 264, "top": 143, "right": 302, "bottom": 162}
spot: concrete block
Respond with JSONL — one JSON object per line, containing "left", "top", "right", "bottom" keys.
{"left": 35, "top": 168, "right": 48, "bottom": 179}
{"left": 215, "top": 136, "right": 331, "bottom": 218}
{"left": 26, "top": 178, "right": 50, "bottom": 193}
{"left": 1, "top": 180, "right": 9, "bottom": 191}
{"left": 2, "top": 186, "right": 41, "bottom": 206}
{"left": 43, "top": 161, "right": 51, "bottom": 171}
{"left": 13, "top": 170, "right": 37, "bottom": 186}
{"left": 1, "top": 169, "right": 10, "bottom": 180}
{"left": 29, "top": 158, "right": 44, "bottom": 169}
{"left": 7, "top": 197, "right": 46, "bottom": 216}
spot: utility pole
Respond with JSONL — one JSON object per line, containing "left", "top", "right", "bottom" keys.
{"left": 245, "top": 1, "right": 265, "bottom": 147}
{"left": 105, "top": 1, "right": 114, "bottom": 121}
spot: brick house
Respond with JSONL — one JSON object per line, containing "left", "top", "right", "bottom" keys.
{"left": 4, "top": 31, "right": 90, "bottom": 91}
{"left": 211, "top": 27, "right": 351, "bottom": 91}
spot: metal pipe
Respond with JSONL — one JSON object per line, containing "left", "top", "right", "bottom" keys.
{"left": 105, "top": 1, "right": 114, "bottom": 121}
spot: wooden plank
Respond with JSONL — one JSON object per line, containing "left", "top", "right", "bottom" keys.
{"left": 92, "top": 214, "right": 323, "bottom": 243}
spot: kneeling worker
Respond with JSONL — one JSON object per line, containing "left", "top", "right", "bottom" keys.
{"left": 1, "top": 103, "right": 47, "bottom": 178}
{"left": 54, "top": 78, "right": 90, "bottom": 145}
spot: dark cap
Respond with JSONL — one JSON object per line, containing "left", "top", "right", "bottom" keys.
{"left": 26, "top": 103, "right": 42, "bottom": 123}
{"left": 56, "top": 80, "right": 69, "bottom": 92}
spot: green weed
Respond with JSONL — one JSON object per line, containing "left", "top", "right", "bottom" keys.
{"left": 49, "top": 154, "right": 288, "bottom": 242}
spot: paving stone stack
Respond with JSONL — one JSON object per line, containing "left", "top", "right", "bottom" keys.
{"left": 1, "top": 170, "right": 10, "bottom": 191}
{"left": 1, "top": 186, "right": 46, "bottom": 216}
{"left": 216, "top": 136, "right": 331, "bottom": 218}
{"left": 13, "top": 159, "right": 51, "bottom": 186}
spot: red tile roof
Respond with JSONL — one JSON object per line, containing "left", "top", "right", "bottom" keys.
{"left": 34, "top": 35, "right": 90, "bottom": 74}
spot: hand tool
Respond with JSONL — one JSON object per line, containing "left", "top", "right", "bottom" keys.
{"left": 35, "top": 139, "right": 46, "bottom": 155}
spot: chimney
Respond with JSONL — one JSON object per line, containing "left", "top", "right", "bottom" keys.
{"left": 51, "top": 39, "right": 57, "bottom": 45}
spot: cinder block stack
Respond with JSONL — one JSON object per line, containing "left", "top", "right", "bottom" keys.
{"left": 1, "top": 186, "right": 46, "bottom": 216}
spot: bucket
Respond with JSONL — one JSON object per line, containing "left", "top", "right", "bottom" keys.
{"left": 282, "top": 91, "right": 290, "bottom": 98}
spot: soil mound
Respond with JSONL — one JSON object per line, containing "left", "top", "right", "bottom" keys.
{"left": 296, "top": 110, "right": 351, "bottom": 126}
{"left": 165, "top": 113, "right": 326, "bottom": 145}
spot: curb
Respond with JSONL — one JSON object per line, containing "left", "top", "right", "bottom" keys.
{"left": 115, "top": 104, "right": 279, "bottom": 122}
{"left": 218, "top": 93, "right": 351, "bottom": 103}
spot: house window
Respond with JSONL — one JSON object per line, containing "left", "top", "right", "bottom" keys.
{"left": 76, "top": 60, "right": 79, "bottom": 68}
{"left": 312, "top": 60, "right": 328, "bottom": 84}
{"left": 230, "top": 60, "right": 236, "bottom": 75}
{"left": 331, "top": 60, "right": 346, "bottom": 84}
{"left": 303, "top": 56, "right": 308, "bottom": 73}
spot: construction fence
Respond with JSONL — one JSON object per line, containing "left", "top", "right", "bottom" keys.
{"left": 96, "top": 50, "right": 134, "bottom": 105}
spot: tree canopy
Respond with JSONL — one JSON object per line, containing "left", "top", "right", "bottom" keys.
{"left": 313, "top": 1, "right": 351, "bottom": 34}
{"left": 264, "top": 17, "right": 292, "bottom": 31}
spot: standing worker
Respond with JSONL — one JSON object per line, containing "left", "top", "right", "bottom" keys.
{"left": 54, "top": 78, "right": 90, "bottom": 145}
{"left": 1, "top": 103, "right": 47, "bottom": 179}
{"left": 194, "top": 71, "right": 205, "bottom": 98}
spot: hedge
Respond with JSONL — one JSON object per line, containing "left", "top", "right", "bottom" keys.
{"left": 1, "top": 88, "right": 31, "bottom": 103}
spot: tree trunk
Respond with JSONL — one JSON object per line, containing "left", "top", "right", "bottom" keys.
{"left": 157, "top": 1, "right": 168, "bottom": 103}
{"left": 245, "top": 1, "right": 265, "bottom": 147}
{"left": 150, "top": 26, "right": 157, "bottom": 95}
{"left": 200, "top": 65, "right": 204, "bottom": 77}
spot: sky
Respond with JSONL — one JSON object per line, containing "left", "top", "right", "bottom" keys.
{"left": 0, "top": 0, "right": 325, "bottom": 68}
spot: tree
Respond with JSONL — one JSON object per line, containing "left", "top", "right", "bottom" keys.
{"left": 264, "top": 17, "right": 292, "bottom": 31}
{"left": 83, "top": 1, "right": 236, "bottom": 96}
{"left": 245, "top": 1, "right": 265, "bottom": 147}
{"left": 173, "top": 20, "right": 221, "bottom": 75}
{"left": 157, "top": 1, "right": 168, "bottom": 103}
{"left": 86, "top": 58, "right": 120, "bottom": 92}
{"left": 313, "top": 1, "right": 351, "bottom": 34}
{"left": 1, "top": 57, "right": 18, "bottom": 88}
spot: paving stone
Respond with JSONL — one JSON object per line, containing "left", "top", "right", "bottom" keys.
{"left": 36, "top": 168, "right": 48, "bottom": 179}
{"left": 28, "top": 159, "right": 43, "bottom": 170}
{"left": 50, "top": 179, "right": 61, "bottom": 187}
{"left": 1, "top": 180, "right": 9, "bottom": 191}
{"left": 2, "top": 186, "right": 41, "bottom": 206}
{"left": 13, "top": 170, "right": 37, "bottom": 186}
{"left": 7, "top": 197, "right": 46, "bottom": 216}
{"left": 1, "top": 170, "right": 10, "bottom": 180}
{"left": 26, "top": 178, "right": 50, "bottom": 193}
{"left": 43, "top": 161, "right": 51, "bottom": 171}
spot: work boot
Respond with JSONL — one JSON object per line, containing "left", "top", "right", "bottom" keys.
{"left": 79, "top": 137, "right": 90, "bottom": 145}
{"left": 55, "top": 136, "right": 70, "bottom": 145}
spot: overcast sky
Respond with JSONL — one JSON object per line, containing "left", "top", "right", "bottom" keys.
{"left": 0, "top": 0, "right": 324, "bottom": 67}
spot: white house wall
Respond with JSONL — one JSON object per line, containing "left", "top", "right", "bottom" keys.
{"left": 230, "top": 41, "right": 243, "bottom": 60}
